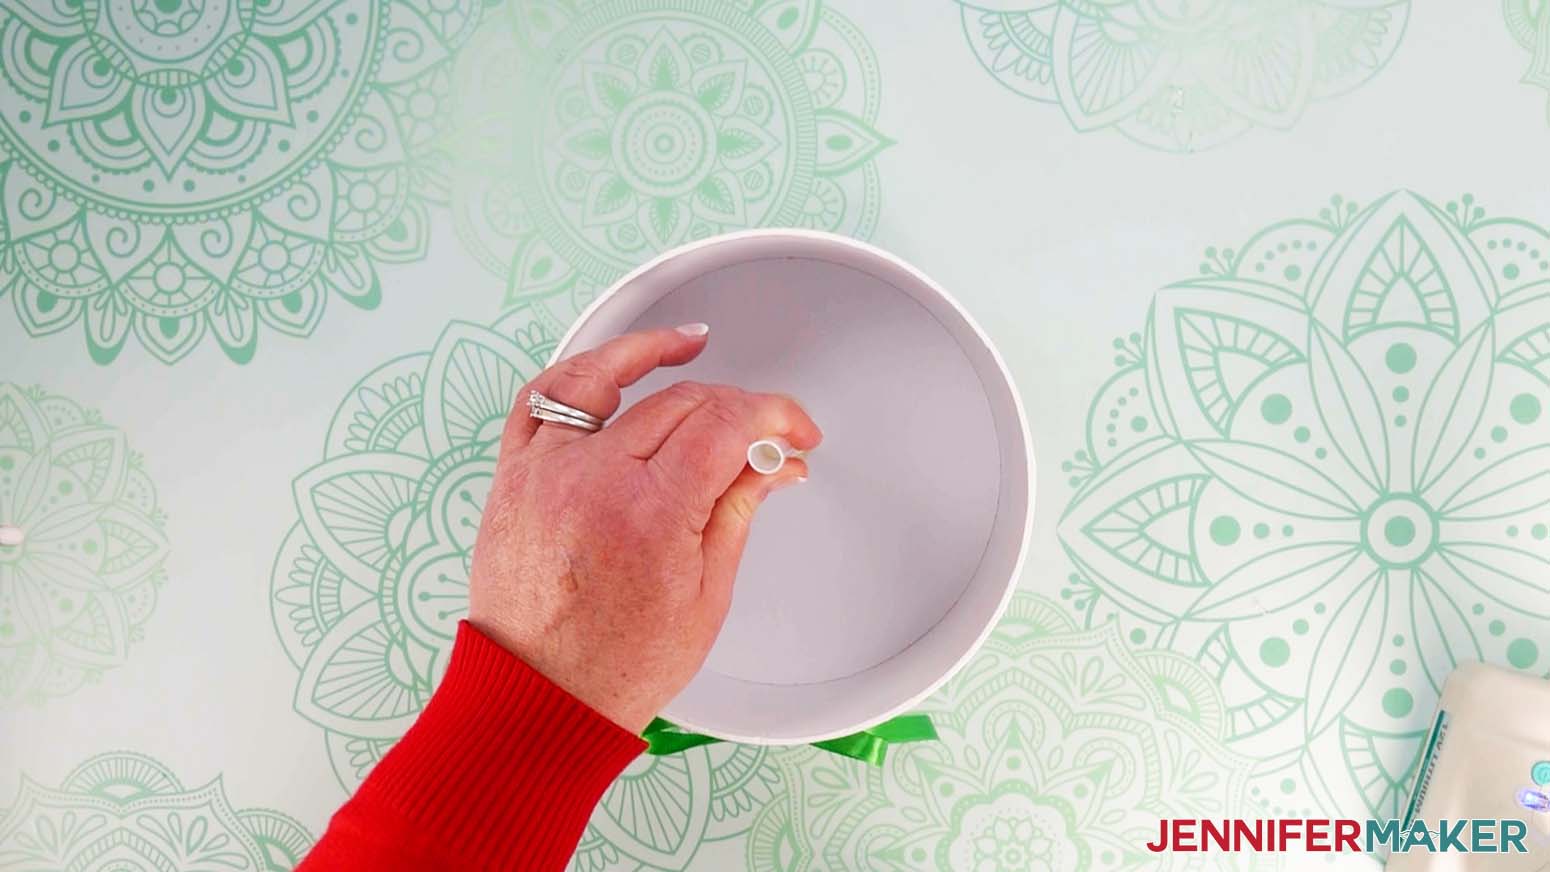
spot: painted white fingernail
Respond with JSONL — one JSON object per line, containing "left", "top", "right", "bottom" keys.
{"left": 675, "top": 322, "right": 710, "bottom": 337}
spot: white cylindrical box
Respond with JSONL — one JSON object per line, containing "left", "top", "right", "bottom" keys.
{"left": 551, "top": 229, "right": 1034, "bottom": 744}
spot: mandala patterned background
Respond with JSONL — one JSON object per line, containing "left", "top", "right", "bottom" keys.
{"left": 0, "top": 383, "right": 167, "bottom": 705}
{"left": 0, "top": 0, "right": 490, "bottom": 363}
{"left": 7, "top": 1, "right": 1550, "bottom": 870}
{"left": 957, "top": 0, "right": 1411, "bottom": 151}
{"left": 270, "top": 305, "right": 555, "bottom": 791}
{"left": 0, "top": 751, "right": 313, "bottom": 870}
{"left": 1060, "top": 190, "right": 1550, "bottom": 826}
{"left": 443, "top": 0, "right": 888, "bottom": 324}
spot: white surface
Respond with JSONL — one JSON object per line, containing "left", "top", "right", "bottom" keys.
{"left": 557, "top": 231, "right": 1032, "bottom": 741}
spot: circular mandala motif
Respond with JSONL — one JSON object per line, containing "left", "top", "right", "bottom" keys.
{"left": 943, "top": 789, "right": 1081, "bottom": 872}
{"left": 0, "top": 383, "right": 168, "bottom": 704}
{"left": 1506, "top": 0, "right": 1550, "bottom": 113}
{"left": 957, "top": 0, "right": 1410, "bottom": 151}
{"left": 747, "top": 593, "right": 1255, "bottom": 871}
{"left": 270, "top": 308, "right": 555, "bottom": 789}
{"left": 445, "top": 0, "right": 888, "bottom": 325}
{"left": 1060, "top": 190, "right": 1550, "bottom": 821}
{"left": 0, "top": 751, "right": 314, "bottom": 870}
{"left": 571, "top": 744, "right": 781, "bottom": 871}
{"left": 269, "top": 305, "right": 779, "bottom": 868}
{"left": 0, "top": 0, "right": 487, "bottom": 363}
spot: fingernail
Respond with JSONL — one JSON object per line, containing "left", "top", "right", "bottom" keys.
{"left": 675, "top": 322, "right": 710, "bottom": 337}
{"left": 770, "top": 475, "right": 806, "bottom": 492}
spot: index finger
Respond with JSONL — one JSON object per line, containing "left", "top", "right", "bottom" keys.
{"left": 502, "top": 324, "right": 709, "bottom": 449}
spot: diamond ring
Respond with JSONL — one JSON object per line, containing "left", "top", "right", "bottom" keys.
{"left": 528, "top": 391, "right": 604, "bottom": 432}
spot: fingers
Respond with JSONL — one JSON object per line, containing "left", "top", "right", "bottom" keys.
{"left": 601, "top": 380, "right": 718, "bottom": 458}
{"left": 699, "top": 459, "right": 807, "bottom": 616}
{"left": 505, "top": 324, "right": 709, "bottom": 450}
{"left": 643, "top": 386, "right": 821, "bottom": 517}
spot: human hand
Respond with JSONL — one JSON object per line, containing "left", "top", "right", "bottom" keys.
{"left": 467, "top": 324, "right": 821, "bottom": 732}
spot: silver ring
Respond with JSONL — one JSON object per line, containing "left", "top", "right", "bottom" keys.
{"left": 529, "top": 390, "right": 603, "bottom": 425}
{"left": 530, "top": 407, "right": 602, "bottom": 432}
{"left": 528, "top": 391, "right": 603, "bottom": 432}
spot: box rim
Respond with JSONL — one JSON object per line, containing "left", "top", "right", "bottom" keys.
{"left": 550, "top": 228, "right": 1036, "bottom": 744}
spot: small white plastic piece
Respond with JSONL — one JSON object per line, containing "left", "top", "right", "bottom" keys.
{"left": 747, "top": 437, "right": 803, "bottom": 475}
{"left": 0, "top": 524, "right": 23, "bottom": 548}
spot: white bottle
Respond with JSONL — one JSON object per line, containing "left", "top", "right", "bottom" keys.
{"left": 1388, "top": 662, "right": 1550, "bottom": 870}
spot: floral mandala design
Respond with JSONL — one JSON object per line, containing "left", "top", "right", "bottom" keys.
{"left": 444, "top": 0, "right": 888, "bottom": 325}
{"left": 0, "top": 0, "right": 489, "bottom": 363}
{"left": 269, "top": 305, "right": 779, "bottom": 868}
{"left": 0, "top": 383, "right": 168, "bottom": 704}
{"left": 1060, "top": 190, "right": 1550, "bottom": 823}
{"left": 1505, "top": 0, "right": 1550, "bottom": 113}
{"left": 746, "top": 592, "right": 1259, "bottom": 871}
{"left": 957, "top": 0, "right": 1409, "bottom": 151}
{"left": 570, "top": 745, "right": 781, "bottom": 871}
{"left": 0, "top": 751, "right": 313, "bottom": 870}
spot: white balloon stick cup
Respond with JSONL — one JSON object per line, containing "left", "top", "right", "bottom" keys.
{"left": 747, "top": 437, "right": 805, "bottom": 475}
{"left": 0, "top": 524, "right": 22, "bottom": 547}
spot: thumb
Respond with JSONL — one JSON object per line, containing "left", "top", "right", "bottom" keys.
{"left": 699, "top": 458, "right": 808, "bottom": 618}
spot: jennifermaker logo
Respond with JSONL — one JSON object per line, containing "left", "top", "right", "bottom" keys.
{"left": 1144, "top": 819, "right": 1529, "bottom": 854}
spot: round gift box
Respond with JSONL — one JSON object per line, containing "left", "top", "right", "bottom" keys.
{"left": 553, "top": 230, "right": 1033, "bottom": 744}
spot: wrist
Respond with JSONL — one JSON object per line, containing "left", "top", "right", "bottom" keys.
{"left": 343, "top": 622, "right": 645, "bottom": 870}
{"left": 467, "top": 616, "right": 656, "bottom": 733}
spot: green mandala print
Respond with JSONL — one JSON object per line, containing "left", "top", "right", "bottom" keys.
{"left": 269, "top": 306, "right": 780, "bottom": 869}
{"left": 957, "top": 0, "right": 1409, "bottom": 151}
{"left": 0, "top": 0, "right": 489, "bottom": 364}
{"left": 444, "top": 0, "right": 888, "bottom": 323}
{"left": 0, "top": 384, "right": 168, "bottom": 704}
{"left": 746, "top": 592, "right": 1258, "bottom": 872}
{"left": 570, "top": 747, "right": 781, "bottom": 871}
{"left": 1060, "top": 190, "right": 1550, "bottom": 823}
{"left": 1505, "top": 0, "right": 1550, "bottom": 112}
{"left": 0, "top": 751, "right": 313, "bottom": 870}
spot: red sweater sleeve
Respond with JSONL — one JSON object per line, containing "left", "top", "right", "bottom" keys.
{"left": 297, "top": 621, "right": 645, "bottom": 871}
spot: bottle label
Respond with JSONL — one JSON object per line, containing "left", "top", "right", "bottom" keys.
{"left": 1402, "top": 708, "right": 1450, "bottom": 829}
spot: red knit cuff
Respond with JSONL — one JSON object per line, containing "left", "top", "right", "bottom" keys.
{"left": 345, "top": 621, "right": 645, "bottom": 870}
